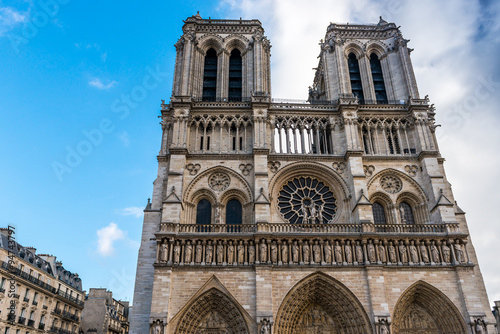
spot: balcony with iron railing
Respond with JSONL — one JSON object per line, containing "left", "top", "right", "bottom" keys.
{"left": 18, "top": 316, "right": 26, "bottom": 325}
{"left": 39, "top": 323, "right": 45, "bottom": 330}
{"left": 27, "top": 319, "right": 35, "bottom": 327}
{"left": 7, "top": 314, "right": 16, "bottom": 322}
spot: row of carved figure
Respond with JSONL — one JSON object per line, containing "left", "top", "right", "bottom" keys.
{"left": 156, "top": 238, "right": 470, "bottom": 266}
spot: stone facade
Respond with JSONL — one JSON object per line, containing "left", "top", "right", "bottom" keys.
{"left": 0, "top": 227, "right": 84, "bottom": 334}
{"left": 130, "top": 14, "right": 495, "bottom": 334}
{"left": 81, "top": 288, "right": 129, "bottom": 334}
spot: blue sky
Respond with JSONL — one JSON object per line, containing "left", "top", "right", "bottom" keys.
{"left": 1, "top": 0, "right": 499, "bottom": 304}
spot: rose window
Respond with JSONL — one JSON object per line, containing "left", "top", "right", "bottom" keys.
{"left": 380, "top": 175, "right": 402, "bottom": 194}
{"left": 277, "top": 176, "right": 337, "bottom": 224}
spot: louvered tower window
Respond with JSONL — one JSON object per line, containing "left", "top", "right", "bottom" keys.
{"left": 399, "top": 201, "right": 415, "bottom": 224}
{"left": 226, "top": 199, "right": 242, "bottom": 225}
{"left": 348, "top": 53, "right": 364, "bottom": 102}
{"left": 228, "top": 49, "right": 242, "bottom": 102}
{"left": 202, "top": 48, "right": 217, "bottom": 102}
{"left": 196, "top": 199, "right": 212, "bottom": 224}
{"left": 370, "top": 53, "right": 388, "bottom": 103}
{"left": 372, "top": 202, "right": 387, "bottom": 224}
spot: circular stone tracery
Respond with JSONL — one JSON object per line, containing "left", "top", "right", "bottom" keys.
{"left": 208, "top": 172, "right": 231, "bottom": 192}
{"left": 277, "top": 176, "right": 337, "bottom": 224}
{"left": 380, "top": 175, "right": 402, "bottom": 194}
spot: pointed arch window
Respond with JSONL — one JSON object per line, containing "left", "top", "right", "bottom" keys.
{"left": 348, "top": 53, "right": 364, "bottom": 102}
{"left": 226, "top": 199, "right": 242, "bottom": 225}
{"left": 372, "top": 202, "right": 387, "bottom": 224}
{"left": 387, "top": 127, "right": 401, "bottom": 154}
{"left": 228, "top": 49, "right": 242, "bottom": 102}
{"left": 370, "top": 53, "right": 388, "bottom": 103}
{"left": 196, "top": 199, "right": 212, "bottom": 224}
{"left": 399, "top": 201, "right": 415, "bottom": 224}
{"left": 202, "top": 48, "right": 217, "bottom": 102}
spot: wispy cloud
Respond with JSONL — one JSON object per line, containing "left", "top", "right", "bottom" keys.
{"left": 0, "top": 6, "right": 28, "bottom": 36}
{"left": 88, "top": 78, "right": 117, "bottom": 90}
{"left": 118, "top": 206, "right": 143, "bottom": 218}
{"left": 117, "top": 130, "right": 130, "bottom": 147}
{"left": 96, "top": 222, "right": 125, "bottom": 257}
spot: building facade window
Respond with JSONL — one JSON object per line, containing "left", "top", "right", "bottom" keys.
{"left": 202, "top": 48, "right": 217, "bottom": 101}
{"left": 228, "top": 49, "right": 242, "bottom": 101}
{"left": 226, "top": 199, "right": 242, "bottom": 225}
{"left": 196, "top": 199, "right": 212, "bottom": 225}
{"left": 370, "top": 53, "right": 388, "bottom": 103}
{"left": 399, "top": 201, "right": 415, "bottom": 224}
{"left": 372, "top": 202, "right": 387, "bottom": 224}
{"left": 348, "top": 53, "right": 364, "bottom": 102}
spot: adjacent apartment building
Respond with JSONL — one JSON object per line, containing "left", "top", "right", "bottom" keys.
{"left": 81, "top": 288, "right": 129, "bottom": 334}
{"left": 0, "top": 227, "right": 84, "bottom": 334}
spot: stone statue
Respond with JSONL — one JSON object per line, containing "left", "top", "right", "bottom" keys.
{"left": 379, "top": 322, "right": 389, "bottom": 334}
{"left": 160, "top": 241, "right": 169, "bottom": 262}
{"left": 409, "top": 242, "right": 418, "bottom": 263}
{"left": 313, "top": 241, "right": 321, "bottom": 263}
{"left": 195, "top": 242, "right": 203, "bottom": 263}
{"left": 237, "top": 242, "right": 245, "bottom": 263}
{"left": 399, "top": 244, "right": 407, "bottom": 263}
{"left": 301, "top": 204, "right": 309, "bottom": 224}
{"left": 355, "top": 242, "right": 364, "bottom": 263}
{"left": 399, "top": 205, "right": 407, "bottom": 224}
{"left": 430, "top": 242, "right": 439, "bottom": 262}
{"left": 260, "top": 319, "right": 270, "bottom": 334}
{"left": 173, "top": 242, "right": 181, "bottom": 263}
{"left": 214, "top": 206, "right": 222, "bottom": 224}
{"left": 378, "top": 244, "right": 386, "bottom": 263}
{"left": 184, "top": 241, "right": 193, "bottom": 263}
{"left": 206, "top": 243, "right": 213, "bottom": 263}
{"left": 317, "top": 204, "right": 324, "bottom": 224}
{"left": 260, "top": 242, "right": 268, "bottom": 262}
{"left": 248, "top": 243, "right": 255, "bottom": 263}
{"left": 334, "top": 241, "right": 342, "bottom": 263}
{"left": 281, "top": 243, "right": 288, "bottom": 263}
{"left": 420, "top": 244, "right": 429, "bottom": 263}
{"left": 154, "top": 321, "right": 162, "bottom": 334}
{"left": 292, "top": 241, "right": 299, "bottom": 263}
{"left": 388, "top": 244, "right": 397, "bottom": 263}
{"left": 217, "top": 243, "right": 224, "bottom": 263}
{"left": 323, "top": 241, "right": 332, "bottom": 263}
{"left": 442, "top": 244, "right": 451, "bottom": 263}
{"left": 309, "top": 204, "right": 318, "bottom": 224}
{"left": 227, "top": 242, "right": 235, "bottom": 263}
{"left": 303, "top": 241, "right": 310, "bottom": 263}
{"left": 475, "top": 319, "right": 485, "bottom": 334}
{"left": 271, "top": 242, "right": 278, "bottom": 263}
{"left": 367, "top": 243, "right": 376, "bottom": 263}
{"left": 345, "top": 241, "right": 352, "bottom": 263}
{"left": 454, "top": 243, "right": 464, "bottom": 263}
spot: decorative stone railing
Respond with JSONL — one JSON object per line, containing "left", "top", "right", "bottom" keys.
{"left": 159, "top": 222, "right": 461, "bottom": 236}
{"left": 154, "top": 235, "right": 472, "bottom": 268}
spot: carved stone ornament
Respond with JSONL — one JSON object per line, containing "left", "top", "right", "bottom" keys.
{"left": 380, "top": 175, "right": 402, "bottom": 194}
{"left": 239, "top": 163, "right": 253, "bottom": 176}
{"left": 268, "top": 161, "right": 281, "bottom": 173}
{"left": 332, "top": 162, "right": 346, "bottom": 174}
{"left": 260, "top": 318, "right": 271, "bottom": 334}
{"left": 186, "top": 163, "right": 201, "bottom": 175}
{"left": 405, "top": 164, "right": 419, "bottom": 177}
{"left": 473, "top": 318, "right": 486, "bottom": 334}
{"left": 364, "top": 165, "right": 375, "bottom": 177}
{"left": 208, "top": 172, "right": 231, "bottom": 192}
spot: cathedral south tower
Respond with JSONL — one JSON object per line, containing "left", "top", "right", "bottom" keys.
{"left": 130, "top": 14, "right": 494, "bottom": 334}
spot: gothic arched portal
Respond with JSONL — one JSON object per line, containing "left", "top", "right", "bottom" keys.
{"left": 392, "top": 281, "right": 467, "bottom": 334}
{"left": 175, "top": 288, "right": 249, "bottom": 334}
{"left": 274, "top": 272, "right": 372, "bottom": 334}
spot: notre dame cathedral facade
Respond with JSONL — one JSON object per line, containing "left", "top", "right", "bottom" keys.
{"left": 129, "top": 13, "right": 494, "bottom": 334}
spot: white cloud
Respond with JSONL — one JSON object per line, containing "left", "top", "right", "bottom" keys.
{"left": 119, "top": 206, "right": 143, "bottom": 218}
{"left": 117, "top": 130, "right": 130, "bottom": 147}
{"left": 88, "top": 78, "right": 117, "bottom": 90}
{"left": 0, "top": 6, "right": 28, "bottom": 36}
{"left": 96, "top": 222, "right": 125, "bottom": 257}
{"left": 223, "top": 0, "right": 500, "bottom": 304}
